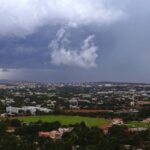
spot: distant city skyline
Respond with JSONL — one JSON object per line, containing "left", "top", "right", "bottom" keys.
{"left": 0, "top": 0, "right": 150, "bottom": 82}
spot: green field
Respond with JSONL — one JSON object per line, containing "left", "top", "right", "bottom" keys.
{"left": 17, "top": 115, "right": 110, "bottom": 127}
{"left": 126, "top": 121, "right": 149, "bottom": 128}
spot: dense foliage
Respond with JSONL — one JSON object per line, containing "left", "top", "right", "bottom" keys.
{"left": 0, "top": 119, "right": 150, "bottom": 150}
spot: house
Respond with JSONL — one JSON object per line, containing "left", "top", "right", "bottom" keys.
{"left": 39, "top": 128, "right": 73, "bottom": 140}
{"left": 6, "top": 127, "right": 16, "bottom": 133}
{"left": 39, "top": 131, "right": 62, "bottom": 140}
{"left": 143, "top": 118, "right": 150, "bottom": 123}
{"left": 0, "top": 113, "right": 7, "bottom": 117}
{"left": 128, "top": 127, "right": 147, "bottom": 133}
{"left": 112, "top": 118, "right": 124, "bottom": 125}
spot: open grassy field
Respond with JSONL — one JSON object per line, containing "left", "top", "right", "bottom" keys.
{"left": 17, "top": 115, "right": 110, "bottom": 127}
{"left": 126, "top": 121, "right": 150, "bottom": 128}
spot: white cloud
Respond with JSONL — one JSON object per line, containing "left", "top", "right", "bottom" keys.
{"left": 49, "top": 28, "right": 98, "bottom": 68}
{"left": 0, "top": 0, "right": 125, "bottom": 36}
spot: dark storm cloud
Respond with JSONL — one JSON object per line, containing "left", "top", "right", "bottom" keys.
{"left": 0, "top": 0, "right": 150, "bottom": 82}
{"left": 0, "top": 0, "right": 124, "bottom": 36}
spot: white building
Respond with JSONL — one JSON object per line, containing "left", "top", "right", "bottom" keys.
{"left": 69, "top": 98, "right": 78, "bottom": 109}
{"left": 6, "top": 106, "right": 19, "bottom": 114}
{"left": 6, "top": 106, "right": 52, "bottom": 115}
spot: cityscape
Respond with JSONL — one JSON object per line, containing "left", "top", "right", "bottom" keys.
{"left": 0, "top": 81, "right": 150, "bottom": 149}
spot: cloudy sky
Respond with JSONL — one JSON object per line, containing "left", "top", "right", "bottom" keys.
{"left": 0, "top": 0, "right": 150, "bottom": 82}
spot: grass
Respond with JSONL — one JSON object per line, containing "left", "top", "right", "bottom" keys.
{"left": 126, "top": 121, "right": 150, "bottom": 128}
{"left": 17, "top": 115, "right": 110, "bottom": 127}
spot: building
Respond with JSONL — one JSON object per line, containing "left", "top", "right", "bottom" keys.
{"left": 6, "top": 106, "right": 19, "bottom": 114}
{"left": 6, "top": 106, "right": 52, "bottom": 115}
{"left": 69, "top": 98, "right": 79, "bottom": 109}
{"left": 112, "top": 118, "right": 124, "bottom": 125}
{"left": 39, "top": 128, "right": 73, "bottom": 140}
{"left": 143, "top": 118, "right": 150, "bottom": 123}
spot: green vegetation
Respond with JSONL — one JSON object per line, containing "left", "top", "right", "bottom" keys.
{"left": 126, "top": 121, "right": 150, "bottom": 128}
{"left": 1, "top": 119, "right": 150, "bottom": 149}
{"left": 18, "top": 115, "right": 110, "bottom": 126}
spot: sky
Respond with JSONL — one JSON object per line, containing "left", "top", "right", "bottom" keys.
{"left": 0, "top": 0, "right": 150, "bottom": 83}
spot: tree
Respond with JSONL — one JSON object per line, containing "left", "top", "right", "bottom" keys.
{"left": 0, "top": 121, "right": 7, "bottom": 136}
{"left": 9, "top": 119, "right": 21, "bottom": 127}
{"left": 0, "top": 135, "right": 21, "bottom": 150}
